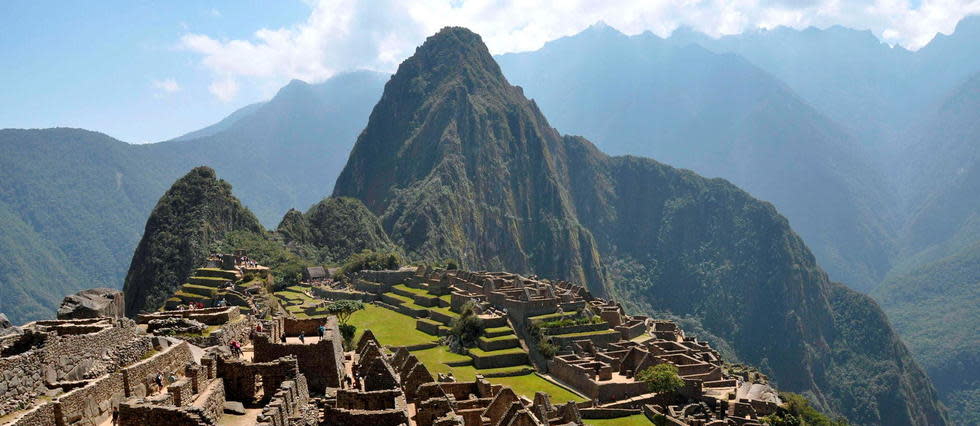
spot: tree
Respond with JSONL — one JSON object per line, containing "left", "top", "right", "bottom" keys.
{"left": 324, "top": 300, "right": 364, "bottom": 325}
{"left": 638, "top": 363, "right": 684, "bottom": 395}
{"left": 449, "top": 301, "right": 484, "bottom": 349}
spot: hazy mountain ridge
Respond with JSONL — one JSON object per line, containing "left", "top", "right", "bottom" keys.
{"left": 333, "top": 27, "right": 947, "bottom": 425}
{"left": 0, "top": 71, "right": 387, "bottom": 324}
{"left": 496, "top": 25, "right": 897, "bottom": 292}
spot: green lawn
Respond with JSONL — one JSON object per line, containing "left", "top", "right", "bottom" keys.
{"left": 490, "top": 373, "right": 587, "bottom": 403}
{"left": 585, "top": 414, "right": 652, "bottom": 425}
{"left": 392, "top": 283, "right": 428, "bottom": 295}
{"left": 349, "top": 304, "right": 438, "bottom": 347}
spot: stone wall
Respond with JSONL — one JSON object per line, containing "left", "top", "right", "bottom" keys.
{"left": 54, "top": 371, "right": 125, "bottom": 425}
{"left": 253, "top": 324, "right": 344, "bottom": 393}
{"left": 217, "top": 356, "right": 299, "bottom": 405}
{"left": 137, "top": 307, "right": 240, "bottom": 326}
{"left": 320, "top": 406, "right": 409, "bottom": 426}
{"left": 121, "top": 341, "right": 193, "bottom": 398}
{"left": 0, "top": 348, "right": 45, "bottom": 416}
{"left": 256, "top": 375, "right": 310, "bottom": 426}
{"left": 117, "top": 401, "right": 208, "bottom": 426}
{"left": 4, "top": 401, "right": 57, "bottom": 426}
{"left": 193, "top": 379, "right": 226, "bottom": 424}
{"left": 312, "top": 287, "right": 373, "bottom": 302}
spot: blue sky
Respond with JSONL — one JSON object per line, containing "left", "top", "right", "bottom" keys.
{"left": 0, "top": 1, "right": 309, "bottom": 142}
{"left": 2, "top": 0, "right": 977, "bottom": 143}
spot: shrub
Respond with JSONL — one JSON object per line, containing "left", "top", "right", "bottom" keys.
{"left": 638, "top": 363, "right": 684, "bottom": 395}
{"left": 340, "top": 250, "right": 402, "bottom": 275}
{"left": 339, "top": 323, "right": 357, "bottom": 350}
{"left": 449, "top": 301, "right": 484, "bottom": 349}
{"left": 537, "top": 338, "right": 558, "bottom": 358}
{"left": 761, "top": 393, "right": 849, "bottom": 426}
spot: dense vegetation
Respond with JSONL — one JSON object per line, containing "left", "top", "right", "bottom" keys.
{"left": 872, "top": 243, "right": 980, "bottom": 426}
{"left": 332, "top": 27, "right": 947, "bottom": 425}
{"left": 763, "top": 393, "right": 849, "bottom": 426}
{"left": 122, "top": 167, "right": 263, "bottom": 316}
{"left": 277, "top": 196, "right": 397, "bottom": 264}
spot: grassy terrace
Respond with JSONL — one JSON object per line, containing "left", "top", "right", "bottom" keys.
{"left": 350, "top": 304, "right": 437, "bottom": 347}
{"left": 349, "top": 299, "right": 586, "bottom": 404}
{"left": 584, "top": 414, "right": 653, "bottom": 425}
{"left": 392, "top": 283, "right": 429, "bottom": 295}
{"left": 552, "top": 329, "right": 620, "bottom": 338}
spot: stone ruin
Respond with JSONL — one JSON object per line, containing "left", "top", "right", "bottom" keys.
{"left": 1, "top": 261, "right": 800, "bottom": 425}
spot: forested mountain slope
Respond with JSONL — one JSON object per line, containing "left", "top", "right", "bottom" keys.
{"left": 496, "top": 25, "right": 896, "bottom": 292}
{"left": 0, "top": 71, "right": 386, "bottom": 324}
{"left": 334, "top": 26, "right": 948, "bottom": 425}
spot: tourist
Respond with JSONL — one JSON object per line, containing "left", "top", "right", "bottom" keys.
{"left": 154, "top": 372, "right": 164, "bottom": 392}
{"left": 168, "top": 372, "right": 177, "bottom": 384}
{"left": 229, "top": 340, "right": 242, "bottom": 357}
{"left": 317, "top": 324, "right": 326, "bottom": 339}
{"left": 298, "top": 332, "right": 305, "bottom": 344}
{"left": 111, "top": 406, "right": 118, "bottom": 426}
{"left": 255, "top": 322, "right": 264, "bottom": 333}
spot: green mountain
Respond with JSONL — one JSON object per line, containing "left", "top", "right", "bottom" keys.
{"left": 873, "top": 243, "right": 980, "bottom": 426}
{"left": 0, "top": 128, "right": 180, "bottom": 323}
{"left": 334, "top": 27, "right": 947, "bottom": 425}
{"left": 874, "top": 71, "right": 980, "bottom": 425}
{"left": 0, "top": 71, "right": 386, "bottom": 324}
{"left": 122, "top": 167, "right": 263, "bottom": 316}
{"left": 496, "top": 24, "right": 897, "bottom": 292}
{"left": 276, "top": 196, "right": 396, "bottom": 264}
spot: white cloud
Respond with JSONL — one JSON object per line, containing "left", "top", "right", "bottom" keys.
{"left": 208, "top": 78, "right": 238, "bottom": 102}
{"left": 209, "top": 8, "right": 222, "bottom": 18}
{"left": 181, "top": 0, "right": 980, "bottom": 100}
{"left": 151, "top": 78, "right": 181, "bottom": 95}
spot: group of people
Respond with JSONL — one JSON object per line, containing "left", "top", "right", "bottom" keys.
{"left": 176, "top": 301, "right": 207, "bottom": 311}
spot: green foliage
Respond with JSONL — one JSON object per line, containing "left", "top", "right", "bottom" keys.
{"left": 540, "top": 316, "right": 602, "bottom": 329}
{"left": 536, "top": 338, "right": 558, "bottom": 359}
{"left": 449, "top": 301, "right": 484, "bottom": 348}
{"left": 324, "top": 300, "right": 365, "bottom": 325}
{"left": 761, "top": 393, "right": 848, "bottom": 426}
{"left": 340, "top": 249, "right": 401, "bottom": 275}
{"left": 637, "top": 363, "right": 684, "bottom": 395}
{"left": 276, "top": 197, "right": 397, "bottom": 265}
{"left": 123, "top": 167, "right": 263, "bottom": 316}
{"left": 339, "top": 323, "right": 357, "bottom": 350}
{"left": 211, "top": 229, "right": 312, "bottom": 288}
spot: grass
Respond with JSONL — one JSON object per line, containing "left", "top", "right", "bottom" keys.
{"left": 468, "top": 347, "right": 526, "bottom": 357}
{"left": 392, "top": 283, "right": 428, "bottom": 295}
{"left": 490, "top": 373, "right": 587, "bottom": 403}
{"left": 584, "top": 414, "right": 652, "bottom": 425}
{"left": 552, "top": 329, "right": 620, "bottom": 338}
{"left": 349, "top": 304, "right": 438, "bottom": 347}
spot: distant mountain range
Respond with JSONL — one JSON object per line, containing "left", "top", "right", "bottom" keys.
{"left": 0, "top": 70, "right": 385, "bottom": 324}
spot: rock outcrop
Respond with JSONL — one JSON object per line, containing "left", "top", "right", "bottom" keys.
{"left": 57, "top": 287, "right": 125, "bottom": 320}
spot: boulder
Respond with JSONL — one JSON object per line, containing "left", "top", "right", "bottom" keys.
{"left": 223, "top": 401, "right": 246, "bottom": 415}
{"left": 0, "top": 313, "right": 14, "bottom": 336}
{"left": 57, "top": 288, "right": 125, "bottom": 319}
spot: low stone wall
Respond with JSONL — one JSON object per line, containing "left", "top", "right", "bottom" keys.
{"left": 192, "top": 379, "right": 226, "bottom": 424}
{"left": 186, "top": 315, "right": 253, "bottom": 348}
{"left": 543, "top": 322, "right": 609, "bottom": 336}
{"left": 282, "top": 317, "right": 329, "bottom": 337}
{"left": 54, "top": 371, "right": 125, "bottom": 425}
{"left": 0, "top": 349, "right": 45, "bottom": 416}
{"left": 355, "top": 270, "right": 417, "bottom": 286}
{"left": 137, "top": 307, "right": 240, "bottom": 326}
{"left": 416, "top": 319, "right": 441, "bottom": 335}
{"left": 121, "top": 341, "right": 193, "bottom": 398}
{"left": 256, "top": 375, "right": 310, "bottom": 426}
{"left": 580, "top": 407, "right": 641, "bottom": 419}
{"left": 470, "top": 350, "right": 530, "bottom": 369}
{"left": 320, "top": 406, "right": 409, "bottom": 426}
{"left": 312, "top": 287, "right": 373, "bottom": 302}
{"left": 4, "top": 401, "right": 57, "bottom": 426}
{"left": 117, "top": 401, "right": 208, "bottom": 426}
